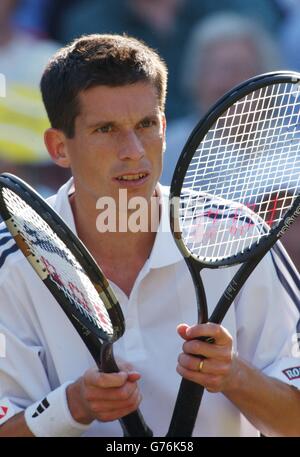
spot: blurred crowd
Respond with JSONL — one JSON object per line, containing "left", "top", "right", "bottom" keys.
{"left": 0, "top": 0, "right": 299, "bottom": 270}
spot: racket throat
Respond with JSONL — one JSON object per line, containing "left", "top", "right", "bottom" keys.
{"left": 186, "top": 259, "right": 208, "bottom": 323}
{"left": 100, "top": 342, "right": 119, "bottom": 373}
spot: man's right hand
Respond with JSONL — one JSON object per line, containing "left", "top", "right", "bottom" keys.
{"left": 66, "top": 366, "right": 142, "bottom": 425}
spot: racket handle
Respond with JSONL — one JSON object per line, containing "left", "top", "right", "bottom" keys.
{"left": 167, "top": 258, "right": 264, "bottom": 437}
{"left": 120, "top": 411, "right": 153, "bottom": 437}
{"left": 166, "top": 379, "right": 205, "bottom": 437}
{"left": 100, "top": 343, "right": 153, "bottom": 437}
{"left": 166, "top": 333, "right": 214, "bottom": 437}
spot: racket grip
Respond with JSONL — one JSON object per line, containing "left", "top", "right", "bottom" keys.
{"left": 166, "top": 378, "right": 205, "bottom": 437}
{"left": 120, "top": 411, "right": 153, "bottom": 437}
{"left": 100, "top": 343, "right": 153, "bottom": 437}
{"left": 198, "top": 335, "right": 214, "bottom": 344}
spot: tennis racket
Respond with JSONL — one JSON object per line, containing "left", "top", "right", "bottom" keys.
{"left": 0, "top": 173, "right": 152, "bottom": 437}
{"left": 167, "top": 71, "right": 300, "bottom": 436}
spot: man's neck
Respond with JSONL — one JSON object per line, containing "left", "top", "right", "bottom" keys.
{"left": 69, "top": 191, "right": 160, "bottom": 296}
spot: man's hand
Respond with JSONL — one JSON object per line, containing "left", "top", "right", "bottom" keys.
{"left": 177, "top": 322, "right": 238, "bottom": 393}
{"left": 66, "top": 365, "right": 142, "bottom": 424}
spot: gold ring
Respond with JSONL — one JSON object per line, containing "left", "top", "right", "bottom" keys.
{"left": 198, "top": 360, "right": 204, "bottom": 372}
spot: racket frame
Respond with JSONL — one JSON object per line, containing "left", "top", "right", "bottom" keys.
{"left": 0, "top": 173, "right": 153, "bottom": 437}
{"left": 167, "top": 71, "right": 300, "bottom": 437}
{"left": 170, "top": 71, "right": 300, "bottom": 268}
{"left": 0, "top": 173, "right": 125, "bottom": 343}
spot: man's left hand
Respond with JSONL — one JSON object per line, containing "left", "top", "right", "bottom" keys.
{"left": 177, "top": 322, "right": 238, "bottom": 393}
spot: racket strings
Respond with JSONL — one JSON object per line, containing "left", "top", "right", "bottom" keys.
{"left": 180, "top": 82, "right": 300, "bottom": 261}
{"left": 2, "top": 187, "right": 114, "bottom": 335}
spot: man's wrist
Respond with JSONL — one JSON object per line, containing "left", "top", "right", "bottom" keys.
{"left": 24, "top": 382, "right": 91, "bottom": 437}
{"left": 222, "top": 353, "right": 244, "bottom": 395}
{"left": 66, "top": 379, "right": 95, "bottom": 425}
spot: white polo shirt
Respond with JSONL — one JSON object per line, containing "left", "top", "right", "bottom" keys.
{"left": 0, "top": 179, "right": 299, "bottom": 436}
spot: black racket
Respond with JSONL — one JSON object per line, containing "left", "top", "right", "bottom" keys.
{"left": 167, "top": 71, "right": 300, "bottom": 437}
{"left": 0, "top": 173, "right": 152, "bottom": 437}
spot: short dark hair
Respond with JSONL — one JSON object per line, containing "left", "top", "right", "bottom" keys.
{"left": 40, "top": 34, "right": 168, "bottom": 138}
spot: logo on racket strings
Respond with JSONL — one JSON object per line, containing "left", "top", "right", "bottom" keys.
{"left": 41, "top": 256, "right": 112, "bottom": 333}
{"left": 19, "top": 224, "right": 112, "bottom": 333}
{"left": 171, "top": 194, "right": 261, "bottom": 245}
{"left": 23, "top": 223, "right": 79, "bottom": 271}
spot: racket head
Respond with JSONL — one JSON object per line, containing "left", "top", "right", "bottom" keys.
{"left": 0, "top": 173, "right": 125, "bottom": 344}
{"left": 170, "top": 71, "right": 300, "bottom": 268}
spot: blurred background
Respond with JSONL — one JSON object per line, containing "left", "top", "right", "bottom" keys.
{"left": 0, "top": 0, "right": 299, "bottom": 270}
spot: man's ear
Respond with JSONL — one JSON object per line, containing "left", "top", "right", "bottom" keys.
{"left": 162, "top": 113, "right": 167, "bottom": 154}
{"left": 162, "top": 113, "right": 166, "bottom": 133}
{"left": 44, "top": 128, "right": 71, "bottom": 168}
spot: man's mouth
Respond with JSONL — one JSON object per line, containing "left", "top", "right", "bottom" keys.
{"left": 115, "top": 172, "right": 148, "bottom": 182}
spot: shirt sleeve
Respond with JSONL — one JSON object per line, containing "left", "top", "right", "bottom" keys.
{"left": 0, "top": 265, "right": 53, "bottom": 425}
{"left": 234, "top": 242, "right": 300, "bottom": 388}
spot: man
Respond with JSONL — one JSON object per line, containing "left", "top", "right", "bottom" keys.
{"left": 0, "top": 34, "right": 299, "bottom": 437}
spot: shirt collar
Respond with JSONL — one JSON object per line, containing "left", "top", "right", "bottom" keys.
{"left": 49, "top": 178, "right": 182, "bottom": 269}
{"left": 47, "top": 177, "right": 77, "bottom": 234}
{"left": 147, "top": 183, "right": 183, "bottom": 269}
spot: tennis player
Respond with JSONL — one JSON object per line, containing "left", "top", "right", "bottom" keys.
{"left": 0, "top": 34, "right": 299, "bottom": 437}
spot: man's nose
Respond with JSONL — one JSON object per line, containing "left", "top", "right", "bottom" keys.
{"left": 118, "top": 130, "right": 145, "bottom": 161}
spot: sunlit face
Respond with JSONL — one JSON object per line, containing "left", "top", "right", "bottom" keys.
{"left": 63, "top": 82, "right": 166, "bottom": 208}
{"left": 197, "top": 38, "right": 261, "bottom": 112}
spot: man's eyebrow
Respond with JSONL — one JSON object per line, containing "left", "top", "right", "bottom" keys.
{"left": 141, "top": 113, "right": 160, "bottom": 118}
{"left": 86, "top": 120, "right": 115, "bottom": 129}
{"left": 86, "top": 111, "right": 161, "bottom": 129}
{"left": 139, "top": 112, "right": 161, "bottom": 122}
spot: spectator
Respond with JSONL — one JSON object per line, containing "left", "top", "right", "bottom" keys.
{"left": 51, "top": 0, "right": 281, "bottom": 121}
{"left": 0, "top": 0, "right": 70, "bottom": 195}
{"left": 161, "top": 12, "right": 282, "bottom": 185}
{"left": 13, "top": 0, "right": 51, "bottom": 38}
{"left": 277, "top": 0, "right": 300, "bottom": 70}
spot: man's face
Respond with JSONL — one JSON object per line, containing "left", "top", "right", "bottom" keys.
{"left": 63, "top": 82, "right": 166, "bottom": 207}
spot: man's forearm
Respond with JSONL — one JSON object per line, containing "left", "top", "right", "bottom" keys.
{"left": 0, "top": 411, "right": 34, "bottom": 437}
{"left": 223, "top": 356, "right": 300, "bottom": 437}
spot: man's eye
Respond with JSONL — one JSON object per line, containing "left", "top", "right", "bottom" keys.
{"left": 140, "top": 119, "right": 155, "bottom": 128}
{"left": 97, "top": 124, "right": 113, "bottom": 133}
